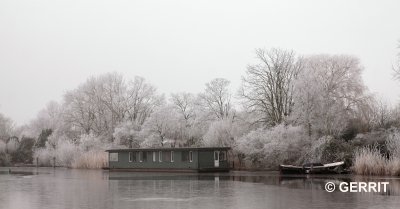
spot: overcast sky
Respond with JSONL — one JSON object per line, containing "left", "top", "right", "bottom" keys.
{"left": 1, "top": 0, "right": 400, "bottom": 125}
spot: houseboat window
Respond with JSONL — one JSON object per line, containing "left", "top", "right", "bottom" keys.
{"left": 219, "top": 151, "right": 227, "bottom": 161}
{"left": 181, "top": 151, "right": 190, "bottom": 162}
{"left": 159, "top": 151, "right": 162, "bottom": 162}
{"left": 162, "top": 151, "right": 171, "bottom": 162}
{"left": 189, "top": 151, "right": 193, "bottom": 162}
{"left": 171, "top": 151, "right": 174, "bottom": 162}
{"left": 153, "top": 151, "right": 156, "bottom": 162}
{"left": 139, "top": 152, "right": 143, "bottom": 162}
{"left": 131, "top": 152, "right": 137, "bottom": 162}
{"left": 129, "top": 152, "right": 133, "bottom": 162}
{"left": 109, "top": 153, "right": 118, "bottom": 162}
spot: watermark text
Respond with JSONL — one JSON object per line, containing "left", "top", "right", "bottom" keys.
{"left": 325, "top": 182, "right": 389, "bottom": 193}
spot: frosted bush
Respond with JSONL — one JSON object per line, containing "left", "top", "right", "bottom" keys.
{"left": 79, "top": 133, "right": 104, "bottom": 151}
{"left": 140, "top": 134, "right": 164, "bottom": 148}
{"left": 305, "top": 136, "right": 333, "bottom": 162}
{"left": 56, "top": 140, "right": 81, "bottom": 166}
{"left": 203, "top": 119, "right": 235, "bottom": 147}
{"left": 386, "top": 131, "right": 400, "bottom": 158}
{"left": 237, "top": 124, "right": 307, "bottom": 168}
{"left": 33, "top": 148, "right": 54, "bottom": 166}
{"left": 113, "top": 121, "right": 141, "bottom": 147}
{"left": 5, "top": 138, "right": 19, "bottom": 153}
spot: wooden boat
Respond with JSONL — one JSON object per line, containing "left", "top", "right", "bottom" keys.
{"left": 279, "top": 161, "right": 345, "bottom": 174}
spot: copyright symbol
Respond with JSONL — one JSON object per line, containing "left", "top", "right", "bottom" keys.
{"left": 325, "top": 182, "right": 335, "bottom": 192}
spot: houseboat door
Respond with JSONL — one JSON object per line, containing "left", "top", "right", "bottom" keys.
{"left": 214, "top": 151, "right": 220, "bottom": 167}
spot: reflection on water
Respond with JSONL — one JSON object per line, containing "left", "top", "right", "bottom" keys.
{"left": 1, "top": 167, "right": 400, "bottom": 209}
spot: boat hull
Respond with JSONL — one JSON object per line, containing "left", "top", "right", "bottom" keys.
{"left": 279, "top": 162, "right": 345, "bottom": 175}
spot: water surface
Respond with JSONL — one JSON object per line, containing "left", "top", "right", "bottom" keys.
{"left": 0, "top": 167, "right": 399, "bottom": 209}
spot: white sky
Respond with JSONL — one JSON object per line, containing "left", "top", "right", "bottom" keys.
{"left": 1, "top": 0, "right": 400, "bottom": 125}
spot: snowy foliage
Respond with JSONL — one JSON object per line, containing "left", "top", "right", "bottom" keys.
{"left": 9, "top": 48, "right": 400, "bottom": 170}
{"left": 5, "top": 137, "right": 19, "bottom": 153}
{"left": 237, "top": 124, "right": 308, "bottom": 168}
{"left": 304, "top": 136, "right": 333, "bottom": 163}
{"left": 140, "top": 105, "right": 183, "bottom": 147}
{"left": 203, "top": 119, "right": 235, "bottom": 147}
{"left": 0, "top": 113, "right": 13, "bottom": 141}
{"left": 55, "top": 140, "right": 81, "bottom": 166}
{"left": 292, "top": 55, "right": 368, "bottom": 137}
{"left": 386, "top": 130, "right": 400, "bottom": 158}
{"left": 79, "top": 133, "right": 105, "bottom": 151}
{"left": 113, "top": 121, "right": 141, "bottom": 147}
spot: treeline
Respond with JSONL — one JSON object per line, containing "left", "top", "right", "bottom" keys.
{"left": 1, "top": 47, "right": 400, "bottom": 173}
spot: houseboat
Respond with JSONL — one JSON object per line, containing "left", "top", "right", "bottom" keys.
{"left": 106, "top": 147, "right": 231, "bottom": 172}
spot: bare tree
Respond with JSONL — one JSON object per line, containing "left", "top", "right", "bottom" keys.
{"left": 125, "top": 76, "right": 164, "bottom": 125}
{"left": 170, "top": 92, "right": 196, "bottom": 123}
{"left": 200, "top": 78, "right": 232, "bottom": 120}
{"left": 239, "top": 48, "right": 302, "bottom": 126}
{"left": 374, "top": 99, "right": 392, "bottom": 129}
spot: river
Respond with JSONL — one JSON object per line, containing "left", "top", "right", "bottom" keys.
{"left": 0, "top": 167, "right": 399, "bottom": 209}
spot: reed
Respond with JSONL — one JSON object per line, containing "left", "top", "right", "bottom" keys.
{"left": 71, "top": 150, "right": 108, "bottom": 169}
{"left": 352, "top": 146, "right": 387, "bottom": 176}
{"left": 353, "top": 146, "right": 400, "bottom": 176}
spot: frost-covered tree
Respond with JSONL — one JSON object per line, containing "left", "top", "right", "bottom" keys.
{"left": 199, "top": 78, "right": 232, "bottom": 120}
{"left": 63, "top": 72, "right": 127, "bottom": 138}
{"left": 394, "top": 40, "right": 400, "bottom": 81}
{"left": 63, "top": 73, "right": 162, "bottom": 141}
{"left": 125, "top": 76, "right": 164, "bottom": 125}
{"left": 0, "top": 113, "right": 13, "bottom": 142}
{"left": 292, "top": 55, "right": 368, "bottom": 137}
{"left": 170, "top": 92, "right": 196, "bottom": 123}
{"left": 239, "top": 48, "right": 302, "bottom": 126}
{"left": 203, "top": 119, "right": 235, "bottom": 147}
{"left": 28, "top": 101, "right": 62, "bottom": 137}
{"left": 140, "top": 106, "right": 183, "bottom": 147}
{"left": 113, "top": 121, "right": 141, "bottom": 148}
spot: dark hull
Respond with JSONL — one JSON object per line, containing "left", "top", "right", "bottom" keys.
{"left": 279, "top": 162, "right": 345, "bottom": 175}
{"left": 108, "top": 167, "right": 231, "bottom": 173}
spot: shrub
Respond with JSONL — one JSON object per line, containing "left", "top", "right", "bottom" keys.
{"left": 237, "top": 124, "right": 308, "bottom": 169}
{"left": 11, "top": 137, "right": 35, "bottom": 163}
{"left": 33, "top": 148, "right": 54, "bottom": 166}
{"left": 55, "top": 140, "right": 81, "bottom": 166}
{"left": 303, "top": 136, "right": 332, "bottom": 163}
{"left": 35, "top": 129, "right": 53, "bottom": 148}
{"left": 386, "top": 131, "right": 400, "bottom": 158}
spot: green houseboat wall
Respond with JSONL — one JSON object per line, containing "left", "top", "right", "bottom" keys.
{"left": 198, "top": 150, "right": 229, "bottom": 169}
{"left": 106, "top": 147, "right": 230, "bottom": 172}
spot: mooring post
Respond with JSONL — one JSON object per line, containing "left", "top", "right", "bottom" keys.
{"left": 36, "top": 157, "right": 38, "bottom": 168}
{"left": 53, "top": 157, "right": 56, "bottom": 168}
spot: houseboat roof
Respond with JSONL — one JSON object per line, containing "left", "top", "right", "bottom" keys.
{"left": 105, "top": 147, "right": 231, "bottom": 152}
